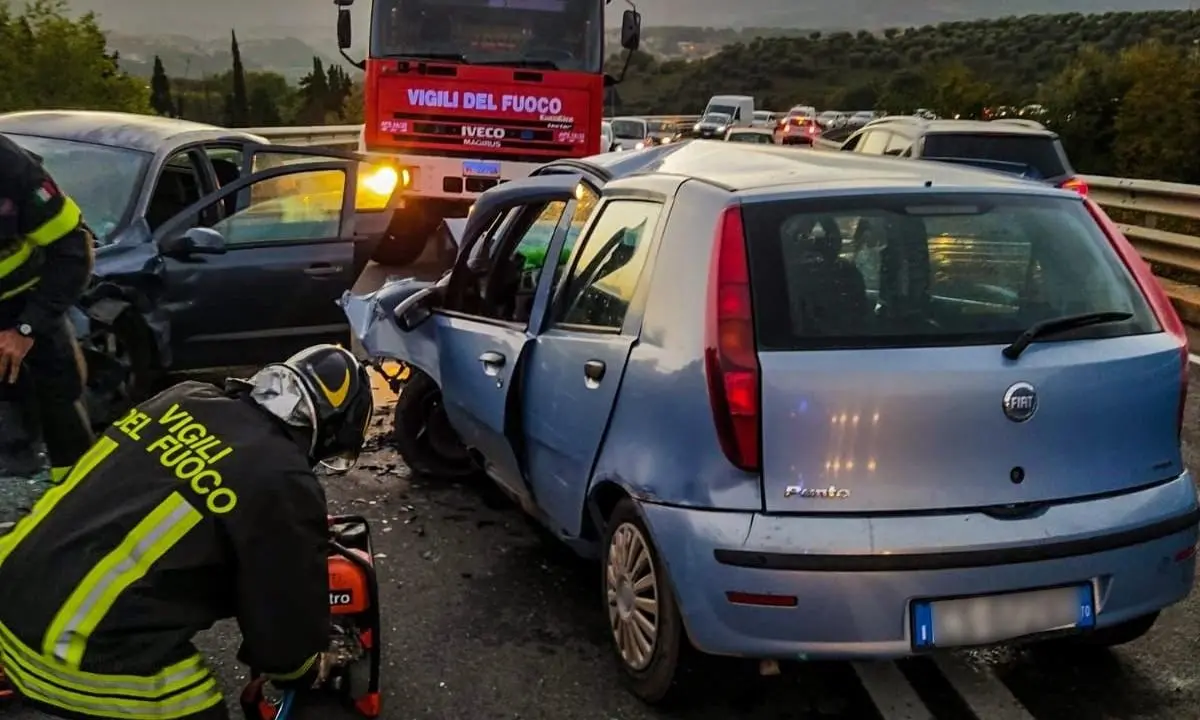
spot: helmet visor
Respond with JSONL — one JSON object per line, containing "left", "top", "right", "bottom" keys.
{"left": 318, "top": 394, "right": 374, "bottom": 473}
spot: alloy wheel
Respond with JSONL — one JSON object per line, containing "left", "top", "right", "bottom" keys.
{"left": 606, "top": 522, "right": 660, "bottom": 671}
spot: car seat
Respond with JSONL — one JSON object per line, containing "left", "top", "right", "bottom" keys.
{"left": 211, "top": 158, "right": 241, "bottom": 217}
{"left": 877, "top": 215, "right": 934, "bottom": 331}
{"left": 145, "top": 169, "right": 202, "bottom": 232}
{"left": 781, "top": 215, "right": 871, "bottom": 335}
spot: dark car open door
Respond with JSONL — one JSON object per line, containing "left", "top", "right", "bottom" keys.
{"left": 152, "top": 156, "right": 370, "bottom": 370}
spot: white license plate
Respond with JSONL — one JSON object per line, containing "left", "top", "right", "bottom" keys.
{"left": 912, "top": 584, "right": 1094, "bottom": 649}
{"left": 462, "top": 160, "right": 501, "bottom": 178}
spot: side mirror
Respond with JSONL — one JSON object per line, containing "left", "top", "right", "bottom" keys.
{"left": 393, "top": 285, "right": 443, "bottom": 332}
{"left": 157, "top": 227, "right": 227, "bottom": 258}
{"left": 337, "top": 8, "right": 352, "bottom": 49}
{"left": 620, "top": 9, "right": 640, "bottom": 50}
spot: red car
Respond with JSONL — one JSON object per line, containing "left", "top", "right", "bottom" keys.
{"left": 778, "top": 115, "right": 823, "bottom": 145}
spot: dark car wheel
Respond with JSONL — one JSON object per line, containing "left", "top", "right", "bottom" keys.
{"left": 81, "top": 312, "right": 159, "bottom": 427}
{"left": 602, "top": 498, "right": 693, "bottom": 706}
{"left": 391, "top": 369, "right": 476, "bottom": 478}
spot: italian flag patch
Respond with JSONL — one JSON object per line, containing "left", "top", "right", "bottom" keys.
{"left": 33, "top": 180, "right": 58, "bottom": 205}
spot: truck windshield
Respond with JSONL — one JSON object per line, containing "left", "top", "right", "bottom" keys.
{"left": 371, "top": 0, "right": 603, "bottom": 73}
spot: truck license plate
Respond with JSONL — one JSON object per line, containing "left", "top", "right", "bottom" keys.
{"left": 911, "top": 584, "right": 1094, "bottom": 649}
{"left": 462, "top": 160, "right": 501, "bottom": 178}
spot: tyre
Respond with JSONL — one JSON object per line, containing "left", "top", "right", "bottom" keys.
{"left": 390, "top": 369, "right": 476, "bottom": 478}
{"left": 1065, "top": 611, "right": 1159, "bottom": 648}
{"left": 81, "top": 311, "right": 159, "bottom": 427}
{"left": 601, "top": 498, "right": 692, "bottom": 705}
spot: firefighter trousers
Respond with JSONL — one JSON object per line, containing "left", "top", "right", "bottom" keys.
{"left": 0, "top": 310, "right": 95, "bottom": 481}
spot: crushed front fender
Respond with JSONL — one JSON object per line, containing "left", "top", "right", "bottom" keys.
{"left": 341, "top": 277, "right": 442, "bottom": 387}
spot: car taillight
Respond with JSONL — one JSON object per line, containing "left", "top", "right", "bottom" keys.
{"left": 1085, "top": 199, "right": 1188, "bottom": 437}
{"left": 705, "top": 206, "right": 760, "bottom": 471}
{"left": 1060, "top": 176, "right": 1088, "bottom": 196}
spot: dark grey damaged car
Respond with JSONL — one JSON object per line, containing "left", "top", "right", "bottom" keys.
{"left": 0, "top": 111, "right": 400, "bottom": 424}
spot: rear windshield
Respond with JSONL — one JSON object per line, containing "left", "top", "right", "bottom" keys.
{"left": 742, "top": 193, "right": 1157, "bottom": 351}
{"left": 922, "top": 133, "right": 1070, "bottom": 180}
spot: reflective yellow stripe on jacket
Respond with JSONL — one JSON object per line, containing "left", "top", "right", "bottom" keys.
{"left": 43, "top": 492, "right": 204, "bottom": 667}
{"left": 0, "top": 641, "right": 223, "bottom": 720}
{"left": 27, "top": 196, "right": 83, "bottom": 246}
{"left": 0, "top": 437, "right": 118, "bottom": 567}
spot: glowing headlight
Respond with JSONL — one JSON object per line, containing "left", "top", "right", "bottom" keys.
{"left": 362, "top": 165, "right": 399, "bottom": 196}
{"left": 635, "top": 141, "right": 645, "bottom": 150}
{"left": 693, "top": 123, "right": 701, "bottom": 131}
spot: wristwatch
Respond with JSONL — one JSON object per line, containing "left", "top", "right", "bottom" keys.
{"left": 15, "top": 323, "right": 32, "bottom": 337}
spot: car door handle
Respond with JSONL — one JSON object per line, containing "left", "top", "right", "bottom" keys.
{"left": 583, "top": 359, "right": 606, "bottom": 388}
{"left": 478, "top": 351, "right": 506, "bottom": 376}
{"left": 305, "top": 263, "right": 342, "bottom": 277}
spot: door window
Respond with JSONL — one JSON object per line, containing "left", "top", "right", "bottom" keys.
{"left": 207, "top": 168, "right": 347, "bottom": 246}
{"left": 455, "top": 201, "right": 567, "bottom": 325}
{"left": 552, "top": 200, "right": 661, "bottom": 331}
{"left": 884, "top": 133, "right": 912, "bottom": 156}
{"left": 857, "top": 131, "right": 891, "bottom": 155}
{"left": 146, "top": 151, "right": 208, "bottom": 232}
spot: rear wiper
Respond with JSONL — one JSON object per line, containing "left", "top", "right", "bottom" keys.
{"left": 1002, "top": 310, "right": 1133, "bottom": 360}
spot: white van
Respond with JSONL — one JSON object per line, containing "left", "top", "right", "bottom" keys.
{"left": 702, "top": 95, "right": 754, "bottom": 129}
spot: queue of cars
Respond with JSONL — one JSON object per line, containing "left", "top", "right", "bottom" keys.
{"left": 348, "top": 135, "right": 1197, "bottom": 706}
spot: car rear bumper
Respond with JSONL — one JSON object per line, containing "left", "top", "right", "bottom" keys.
{"left": 640, "top": 472, "right": 1198, "bottom": 659}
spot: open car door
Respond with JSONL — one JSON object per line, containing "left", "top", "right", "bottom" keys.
{"left": 152, "top": 156, "right": 371, "bottom": 369}
{"left": 431, "top": 173, "right": 585, "bottom": 506}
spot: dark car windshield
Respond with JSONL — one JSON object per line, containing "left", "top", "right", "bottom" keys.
{"left": 702, "top": 113, "right": 731, "bottom": 125}
{"left": 741, "top": 192, "right": 1155, "bottom": 351}
{"left": 922, "top": 133, "right": 1071, "bottom": 181}
{"left": 3, "top": 133, "right": 148, "bottom": 245}
{"left": 370, "top": 0, "right": 603, "bottom": 73}
{"left": 707, "top": 104, "right": 737, "bottom": 118}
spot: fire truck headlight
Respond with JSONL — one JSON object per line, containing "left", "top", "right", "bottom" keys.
{"left": 362, "top": 165, "right": 400, "bottom": 196}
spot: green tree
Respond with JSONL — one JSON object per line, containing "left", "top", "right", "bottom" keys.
{"left": 223, "top": 30, "right": 249, "bottom": 126}
{"left": 1038, "top": 46, "right": 1129, "bottom": 176}
{"left": 0, "top": 0, "right": 148, "bottom": 113}
{"left": 929, "top": 61, "right": 994, "bottom": 118}
{"left": 1112, "top": 41, "right": 1200, "bottom": 183}
{"left": 149, "top": 55, "right": 174, "bottom": 116}
{"left": 294, "top": 56, "right": 330, "bottom": 124}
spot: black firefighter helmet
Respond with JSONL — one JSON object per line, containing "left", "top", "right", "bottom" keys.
{"left": 236, "top": 344, "right": 373, "bottom": 471}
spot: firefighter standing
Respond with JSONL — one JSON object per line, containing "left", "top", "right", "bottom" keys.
{"left": 0, "top": 133, "right": 96, "bottom": 481}
{"left": 0, "top": 344, "right": 374, "bottom": 719}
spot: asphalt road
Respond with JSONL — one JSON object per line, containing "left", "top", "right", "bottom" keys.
{"left": 2, "top": 266, "right": 1200, "bottom": 719}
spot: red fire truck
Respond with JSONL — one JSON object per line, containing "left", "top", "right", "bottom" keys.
{"left": 334, "top": 0, "right": 642, "bottom": 264}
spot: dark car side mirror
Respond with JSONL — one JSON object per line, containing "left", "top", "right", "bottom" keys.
{"left": 157, "top": 227, "right": 227, "bottom": 258}
{"left": 337, "top": 8, "right": 352, "bottom": 49}
{"left": 393, "top": 285, "right": 444, "bottom": 332}
{"left": 620, "top": 9, "right": 640, "bottom": 50}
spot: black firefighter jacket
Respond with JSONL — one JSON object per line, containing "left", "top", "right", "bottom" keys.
{"left": 0, "top": 381, "right": 331, "bottom": 720}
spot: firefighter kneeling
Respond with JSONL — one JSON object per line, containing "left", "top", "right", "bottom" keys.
{"left": 0, "top": 344, "right": 373, "bottom": 720}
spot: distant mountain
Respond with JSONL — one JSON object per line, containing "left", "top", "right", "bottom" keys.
{"left": 74, "top": 0, "right": 1196, "bottom": 43}
{"left": 106, "top": 34, "right": 343, "bottom": 82}
{"left": 78, "top": 0, "right": 1195, "bottom": 82}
